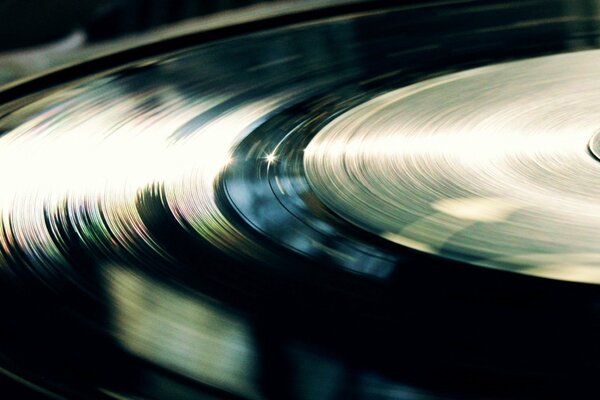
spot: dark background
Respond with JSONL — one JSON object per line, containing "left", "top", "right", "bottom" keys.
{"left": 0, "top": 0, "right": 297, "bottom": 84}
{"left": 0, "top": 0, "right": 286, "bottom": 50}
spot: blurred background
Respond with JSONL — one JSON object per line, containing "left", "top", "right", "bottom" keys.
{"left": 0, "top": 0, "right": 294, "bottom": 84}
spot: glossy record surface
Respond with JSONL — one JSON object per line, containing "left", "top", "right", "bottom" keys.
{"left": 1, "top": 0, "right": 600, "bottom": 399}
{"left": 305, "top": 50, "right": 600, "bottom": 284}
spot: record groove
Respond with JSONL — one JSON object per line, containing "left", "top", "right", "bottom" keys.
{"left": 305, "top": 50, "right": 600, "bottom": 284}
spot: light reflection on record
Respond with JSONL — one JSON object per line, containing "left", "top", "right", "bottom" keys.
{"left": 305, "top": 50, "right": 600, "bottom": 284}
{"left": 1, "top": 0, "right": 600, "bottom": 398}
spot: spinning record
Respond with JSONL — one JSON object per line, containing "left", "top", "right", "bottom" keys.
{"left": 304, "top": 50, "right": 600, "bottom": 284}
{"left": 0, "top": 0, "right": 600, "bottom": 399}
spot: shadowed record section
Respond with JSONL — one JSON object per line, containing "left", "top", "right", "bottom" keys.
{"left": 304, "top": 50, "right": 600, "bottom": 284}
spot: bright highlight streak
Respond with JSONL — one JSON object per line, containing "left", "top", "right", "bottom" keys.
{"left": 305, "top": 50, "right": 600, "bottom": 283}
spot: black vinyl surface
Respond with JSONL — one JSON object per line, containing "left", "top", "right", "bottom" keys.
{"left": 0, "top": 1, "right": 600, "bottom": 398}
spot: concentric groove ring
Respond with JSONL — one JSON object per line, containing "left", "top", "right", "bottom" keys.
{"left": 305, "top": 50, "right": 600, "bottom": 284}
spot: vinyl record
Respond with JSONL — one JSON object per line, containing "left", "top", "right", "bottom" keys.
{"left": 0, "top": 0, "right": 600, "bottom": 399}
{"left": 304, "top": 50, "right": 600, "bottom": 284}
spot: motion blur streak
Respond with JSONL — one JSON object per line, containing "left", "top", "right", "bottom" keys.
{"left": 105, "top": 264, "right": 259, "bottom": 399}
